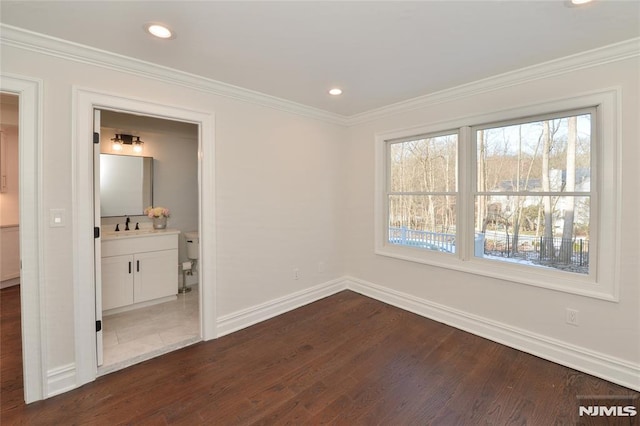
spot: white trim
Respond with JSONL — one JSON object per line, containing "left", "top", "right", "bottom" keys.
{"left": 344, "top": 276, "right": 640, "bottom": 392}
{"left": 0, "top": 24, "right": 346, "bottom": 126}
{"left": 348, "top": 37, "right": 640, "bottom": 125}
{"left": 374, "top": 88, "right": 621, "bottom": 301}
{"left": 46, "top": 363, "right": 76, "bottom": 398}
{"left": 72, "top": 88, "right": 217, "bottom": 388}
{"left": 216, "top": 278, "right": 347, "bottom": 337}
{"left": 0, "top": 74, "right": 46, "bottom": 403}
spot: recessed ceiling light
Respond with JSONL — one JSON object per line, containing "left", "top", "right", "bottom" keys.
{"left": 329, "top": 88, "right": 343, "bottom": 96}
{"left": 570, "top": 0, "right": 593, "bottom": 4}
{"left": 145, "top": 23, "right": 174, "bottom": 39}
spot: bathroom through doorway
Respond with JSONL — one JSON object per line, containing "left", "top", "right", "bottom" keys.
{"left": 95, "top": 110, "right": 201, "bottom": 374}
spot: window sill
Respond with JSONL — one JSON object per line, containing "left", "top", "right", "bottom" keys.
{"left": 375, "top": 244, "right": 617, "bottom": 302}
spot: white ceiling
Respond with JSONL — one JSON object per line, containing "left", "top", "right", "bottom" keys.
{"left": 1, "top": 1, "right": 638, "bottom": 116}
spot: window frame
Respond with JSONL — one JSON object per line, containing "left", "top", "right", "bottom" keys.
{"left": 374, "top": 89, "right": 620, "bottom": 301}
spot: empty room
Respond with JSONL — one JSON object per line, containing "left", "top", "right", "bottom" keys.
{"left": 1, "top": 1, "right": 639, "bottom": 424}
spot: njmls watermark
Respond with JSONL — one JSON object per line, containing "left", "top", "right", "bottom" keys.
{"left": 577, "top": 395, "right": 639, "bottom": 419}
{"left": 579, "top": 406, "right": 637, "bottom": 417}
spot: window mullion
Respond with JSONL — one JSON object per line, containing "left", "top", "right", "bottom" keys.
{"left": 458, "top": 126, "right": 472, "bottom": 261}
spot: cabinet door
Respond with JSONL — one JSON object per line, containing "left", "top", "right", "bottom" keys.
{"left": 134, "top": 249, "right": 178, "bottom": 303}
{"left": 102, "top": 254, "right": 134, "bottom": 310}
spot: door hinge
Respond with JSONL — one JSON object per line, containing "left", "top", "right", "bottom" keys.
{"left": 96, "top": 320, "right": 102, "bottom": 332}
{"left": 94, "top": 227, "right": 100, "bottom": 238}
{"left": 93, "top": 132, "right": 100, "bottom": 144}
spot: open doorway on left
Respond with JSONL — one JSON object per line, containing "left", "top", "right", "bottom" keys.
{"left": 1, "top": 92, "right": 22, "bottom": 404}
{"left": 1, "top": 93, "right": 20, "bottom": 290}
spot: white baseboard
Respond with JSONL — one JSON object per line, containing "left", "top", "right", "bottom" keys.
{"left": 46, "top": 363, "right": 76, "bottom": 398}
{"left": 343, "top": 276, "right": 640, "bottom": 392}
{"left": 216, "top": 278, "right": 347, "bottom": 337}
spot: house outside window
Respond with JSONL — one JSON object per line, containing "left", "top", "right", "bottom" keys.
{"left": 375, "top": 90, "right": 620, "bottom": 301}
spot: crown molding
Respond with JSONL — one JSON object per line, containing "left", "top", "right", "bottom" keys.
{"left": 2, "top": 24, "right": 637, "bottom": 128}
{"left": 0, "top": 24, "right": 348, "bottom": 126}
{"left": 346, "top": 37, "right": 640, "bottom": 126}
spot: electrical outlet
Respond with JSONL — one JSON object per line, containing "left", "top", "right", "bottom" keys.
{"left": 566, "top": 308, "right": 579, "bottom": 326}
{"left": 293, "top": 268, "right": 300, "bottom": 280}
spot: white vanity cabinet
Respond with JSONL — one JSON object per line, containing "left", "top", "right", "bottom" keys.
{"left": 101, "top": 231, "right": 179, "bottom": 312}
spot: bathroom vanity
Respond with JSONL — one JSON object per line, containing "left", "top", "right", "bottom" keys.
{"left": 101, "top": 229, "right": 179, "bottom": 314}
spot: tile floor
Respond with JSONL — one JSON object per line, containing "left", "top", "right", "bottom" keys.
{"left": 100, "top": 285, "right": 200, "bottom": 375}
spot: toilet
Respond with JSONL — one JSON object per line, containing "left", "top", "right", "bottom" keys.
{"left": 181, "top": 231, "right": 199, "bottom": 293}
{"left": 185, "top": 231, "right": 199, "bottom": 262}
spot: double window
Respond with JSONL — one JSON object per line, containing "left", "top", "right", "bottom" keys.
{"left": 375, "top": 91, "right": 619, "bottom": 300}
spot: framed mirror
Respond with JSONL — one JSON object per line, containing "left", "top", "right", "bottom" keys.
{"left": 100, "top": 154, "right": 153, "bottom": 217}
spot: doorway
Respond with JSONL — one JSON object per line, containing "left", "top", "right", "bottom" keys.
{"left": 73, "top": 88, "right": 216, "bottom": 387}
{"left": 1, "top": 93, "right": 20, "bottom": 289}
{"left": 95, "top": 110, "right": 201, "bottom": 373}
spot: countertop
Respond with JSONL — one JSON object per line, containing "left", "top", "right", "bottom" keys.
{"left": 101, "top": 227, "right": 181, "bottom": 241}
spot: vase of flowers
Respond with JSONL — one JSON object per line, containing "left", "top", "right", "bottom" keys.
{"left": 145, "top": 206, "right": 170, "bottom": 229}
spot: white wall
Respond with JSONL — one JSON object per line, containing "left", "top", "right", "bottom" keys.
{"left": 1, "top": 43, "right": 347, "bottom": 371}
{"left": 345, "top": 57, "right": 640, "bottom": 366}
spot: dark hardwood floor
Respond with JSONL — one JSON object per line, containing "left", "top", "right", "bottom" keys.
{"left": 2, "top": 285, "right": 638, "bottom": 425}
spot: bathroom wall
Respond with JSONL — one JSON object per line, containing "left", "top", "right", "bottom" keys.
{"left": 0, "top": 96, "right": 20, "bottom": 287}
{"left": 99, "top": 111, "right": 199, "bottom": 265}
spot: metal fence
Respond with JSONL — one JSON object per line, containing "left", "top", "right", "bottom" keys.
{"left": 482, "top": 233, "right": 589, "bottom": 269}
{"left": 388, "top": 227, "right": 589, "bottom": 272}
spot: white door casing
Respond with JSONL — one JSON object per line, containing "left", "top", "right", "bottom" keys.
{"left": 0, "top": 74, "right": 46, "bottom": 403}
{"left": 93, "top": 109, "right": 103, "bottom": 367}
{"left": 73, "top": 87, "right": 216, "bottom": 388}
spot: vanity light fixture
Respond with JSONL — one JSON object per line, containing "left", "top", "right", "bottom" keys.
{"left": 111, "top": 134, "right": 145, "bottom": 153}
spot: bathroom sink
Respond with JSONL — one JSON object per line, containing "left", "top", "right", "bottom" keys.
{"left": 102, "top": 228, "right": 169, "bottom": 239}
